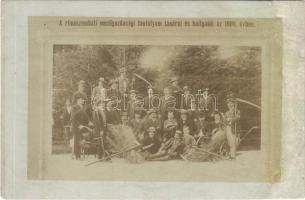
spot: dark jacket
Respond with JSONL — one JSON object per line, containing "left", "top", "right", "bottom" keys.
{"left": 142, "top": 136, "right": 161, "bottom": 154}
{"left": 71, "top": 104, "right": 91, "bottom": 158}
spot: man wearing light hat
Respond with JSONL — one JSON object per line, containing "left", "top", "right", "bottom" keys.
{"left": 180, "top": 86, "right": 194, "bottom": 110}
{"left": 117, "top": 67, "right": 129, "bottom": 97}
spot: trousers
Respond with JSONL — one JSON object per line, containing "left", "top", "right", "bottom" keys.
{"left": 225, "top": 125, "right": 237, "bottom": 158}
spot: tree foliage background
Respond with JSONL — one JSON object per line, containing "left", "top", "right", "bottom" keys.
{"left": 53, "top": 45, "right": 261, "bottom": 134}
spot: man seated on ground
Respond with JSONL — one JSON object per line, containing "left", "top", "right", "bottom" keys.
{"left": 146, "top": 130, "right": 185, "bottom": 161}
{"left": 182, "top": 125, "right": 196, "bottom": 151}
{"left": 163, "top": 110, "right": 178, "bottom": 139}
{"left": 142, "top": 126, "right": 161, "bottom": 156}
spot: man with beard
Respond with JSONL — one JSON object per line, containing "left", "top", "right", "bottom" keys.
{"left": 71, "top": 95, "right": 92, "bottom": 160}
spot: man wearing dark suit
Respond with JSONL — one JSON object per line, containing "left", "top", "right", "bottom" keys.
{"left": 71, "top": 95, "right": 92, "bottom": 159}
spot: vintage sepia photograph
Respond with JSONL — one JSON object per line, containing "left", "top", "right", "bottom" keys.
{"left": 6, "top": 1, "right": 305, "bottom": 197}
{"left": 25, "top": 17, "right": 282, "bottom": 182}
{"left": 51, "top": 44, "right": 262, "bottom": 177}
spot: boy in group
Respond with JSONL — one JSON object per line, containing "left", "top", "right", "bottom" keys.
{"left": 163, "top": 110, "right": 178, "bottom": 139}
{"left": 146, "top": 130, "right": 185, "bottom": 161}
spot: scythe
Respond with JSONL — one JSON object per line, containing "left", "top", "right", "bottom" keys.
{"left": 133, "top": 73, "right": 153, "bottom": 88}
{"left": 235, "top": 98, "right": 261, "bottom": 110}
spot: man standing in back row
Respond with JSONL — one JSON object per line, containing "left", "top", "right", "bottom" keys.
{"left": 71, "top": 95, "right": 92, "bottom": 160}
{"left": 72, "top": 80, "right": 88, "bottom": 105}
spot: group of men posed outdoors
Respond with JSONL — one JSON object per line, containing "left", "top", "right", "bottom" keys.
{"left": 61, "top": 67, "right": 241, "bottom": 162}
